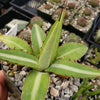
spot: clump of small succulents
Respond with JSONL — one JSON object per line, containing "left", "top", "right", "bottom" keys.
{"left": 72, "top": 79, "right": 100, "bottom": 100}
{"left": 68, "top": 2, "right": 75, "bottom": 9}
{"left": 29, "top": 16, "right": 43, "bottom": 29}
{"left": 57, "top": 8, "right": 68, "bottom": 19}
{"left": 77, "top": 17, "right": 87, "bottom": 27}
{"left": 18, "top": 30, "right": 31, "bottom": 44}
{"left": 83, "top": 8, "right": 92, "bottom": 16}
{"left": 44, "top": 3, "right": 53, "bottom": 10}
{"left": 88, "top": 0, "right": 99, "bottom": 7}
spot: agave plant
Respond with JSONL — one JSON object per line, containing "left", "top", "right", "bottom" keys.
{"left": 0, "top": 11, "right": 100, "bottom": 100}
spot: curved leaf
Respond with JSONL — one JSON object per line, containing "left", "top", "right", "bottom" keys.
{"left": 22, "top": 70, "right": 49, "bottom": 100}
{"left": 0, "top": 36, "right": 33, "bottom": 54}
{"left": 39, "top": 11, "right": 65, "bottom": 69}
{"left": 0, "top": 50, "right": 40, "bottom": 70}
{"left": 88, "top": 89, "right": 100, "bottom": 96}
{"left": 31, "top": 24, "right": 46, "bottom": 57}
{"left": 57, "top": 43, "right": 88, "bottom": 60}
{"left": 45, "top": 59, "right": 100, "bottom": 78}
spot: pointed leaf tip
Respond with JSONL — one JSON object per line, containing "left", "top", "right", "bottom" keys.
{"left": 31, "top": 24, "right": 46, "bottom": 57}
{"left": 0, "top": 35, "right": 33, "bottom": 54}
{"left": 39, "top": 11, "right": 65, "bottom": 69}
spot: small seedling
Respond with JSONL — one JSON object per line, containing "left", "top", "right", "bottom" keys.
{"left": 90, "top": 48, "right": 100, "bottom": 65}
{"left": 71, "top": 79, "right": 100, "bottom": 100}
{"left": 44, "top": 3, "right": 53, "bottom": 10}
{"left": 29, "top": 16, "right": 43, "bottom": 29}
{"left": 68, "top": 2, "right": 75, "bottom": 9}
{"left": 83, "top": 8, "right": 92, "bottom": 16}
{"left": 89, "top": 0, "right": 99, "bottom": 7}
{"left": 77, "top": 17, "right": 87, "bottom": 27}
{"left": 18, "top": 30, "right": 31, "bottom": 44}
{"left": 0, "top": 10, "right": 100, "bottom": 100}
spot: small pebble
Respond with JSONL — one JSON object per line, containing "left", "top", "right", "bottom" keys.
{"left": 19, "top": 86, "right": 22, "bottom": 91}
{"left": 70, "top": 85, "right": 78, "bottom": 92}
{"left": 3, "top": 65, "right": 9, "bottom": 71}
{"left": 52, "top": 77, "right": 58, "bottom": 83}
{"left": 9, "top": 77, "right": 15, "bottom": 82}
{"left": 22, "top": 67, "right": 28, "bottom": 71}
{"left": 64, "top": 88, "right": 70, "bottom": 94}
{"left": 64, "top": 94, "right": 70, "bottom": 99}
{"left": 15, "top": 73, "right": 23, "bottom": 81}
{"left": 3, "top": 61, "right": 8, "bottom": 65}
{"left": 50, "top": 87, "right": 59, "bottom": 97}
{"left": 61, "top": 81, "right": 69, "bottom": 89}
{"left": 13, "top": 65, "right": 17, "bottom": 71}
{"left": 55, "top": 80, "right": 62, "bottom": 85}
{"left": 20, "top": 71, "right": 27, "bottom": 76}
{"left": 23, "top": 78, "right": 26, "bottom": 83}
{"left": 55, "top": 85, "right": 61, "bottom": 90}
{"left": 74, "top": 78, "right": 81, "bottom": 86}
{"left": 17, "top": 81, "right": 23, "bottom": 87}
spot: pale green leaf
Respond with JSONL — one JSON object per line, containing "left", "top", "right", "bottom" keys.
{"left": 45, "top": 59, "right": 100, "bottom": 78}
{"left": 57, "top": 43, "right": 88, "bottom": 60}
{"left": 22, "top": 70, "right": 49, "bottom": 100}
{"left": 0, "top": 36, "right": 33, "bottom": 54}
{"left": 39, "top": 11, "right": 65, "bottom": 69}
{"left": 31, "top": 24, "right": 46, "bottom": 57}
{"left": 0, "top": 50, "right": 40, "bottom": 70}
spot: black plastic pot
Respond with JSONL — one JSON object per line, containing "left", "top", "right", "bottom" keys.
{"left": 0, "top": 7, "right": 31, "bottom": 30}
{"left": 0, "top": 0, "right": 11, "bottom": 8}
{"left": 68, "top": 3, "right": 100, "bottom": 35}
{"left": 87, "top": 12, "right": 100, "bottom": 48}
{"left": 64, "top": 24, "right": 85, "bottom": 39}
{"left": 10, "top": 0, "right": 42, "bottom": 17}
{"left": 37, "top": 9, "right": 54, "bottom": 23}
{"left": 0, "top": 0, "right": 11, "bottom": 4}
{"left": 84, "top": 12, "right": 100, "bottom": 41}
{"left": 0, "top": 3, "right": 3, "bottom": 15}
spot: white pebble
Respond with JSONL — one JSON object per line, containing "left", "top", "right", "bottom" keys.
{"left": 3, "top": 65, "right": 9, "bottom": 71}
{"left": 20, "top": 71, "right": 27, "bottom": 76}
{"left": 61, "top": 81, "right": 69, "bottom": 89}
{"left": 50, "top": 87, "right": 59, "bottom": 97}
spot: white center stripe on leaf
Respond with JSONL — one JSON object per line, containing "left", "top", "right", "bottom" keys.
{"left": 5, "top": 40, "right": 26, "bottom": 50}
{"left": 39, "top": 22, "right": 59, "bottom": 68}
{"left": 31, "top": 73, "right": 41, "bottom": 100}
{"left": 52, "top": 64, "right": 100, "bottom": 76}
{"left": 57, "top": 47, "right": 83, "bottom": 58}
{"left": 0, "top": 53, "right": 38, "bottom": 65}
{"left": 36, "top": 26, "right": 42, "bottom": 48}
